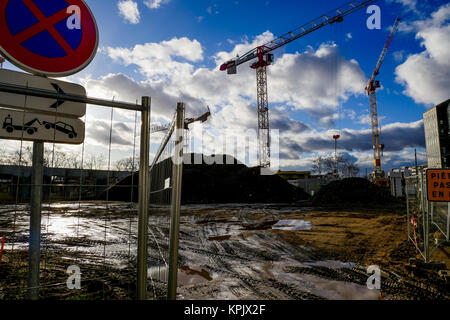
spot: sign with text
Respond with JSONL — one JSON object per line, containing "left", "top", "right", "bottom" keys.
{"left": 0, "top": 69, "right": 86, "bottom": 117}
{"left": 426, "top": 169, "right": 450, "bottom": 202}
{"left": 0, "top": 107, "right": 84, "bottom": 144}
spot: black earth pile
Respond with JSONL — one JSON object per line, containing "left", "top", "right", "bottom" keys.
{"left": 312, "top": 178, "right": 399, "bottom": 206}
{"left": 106, "top": 154, "right": 309, "bottom": 204}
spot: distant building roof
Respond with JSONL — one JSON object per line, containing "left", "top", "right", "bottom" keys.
{"left": 276, "top": 171, "right": 311, "bottom": 180}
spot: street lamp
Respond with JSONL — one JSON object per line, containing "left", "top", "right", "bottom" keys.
{"left": 333, "top": 135, "right": 340, "bottom": 177}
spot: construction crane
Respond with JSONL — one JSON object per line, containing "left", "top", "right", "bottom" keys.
{"left": 184, "top": 106, "right": 211, "bottom": 130}
{"left": 220, "top": 0, "right": 378, "bottom": 168}
{"left": 151, "top": 106, "right": 211, "bottom": 134}
{"left": 366, "top": 17, "right": 401, "bottom": 186}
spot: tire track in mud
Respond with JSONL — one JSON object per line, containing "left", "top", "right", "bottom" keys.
{"left": 285, "top": 265, "right": 450, "bottom": 300}
{"left": 176, "top": 211, "right": 331, "bottom": 300}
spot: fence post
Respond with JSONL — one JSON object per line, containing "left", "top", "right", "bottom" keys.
{"left": 27, "top": 141, "right": 44, "bottom": 300}
{"left": 167, "top": 102, "right": 185, "bottom": 300}
{"left": 447, "top": 203, "right": 450, "bottom": 241}
{"left": 137, "top": 97, "right": 151, "bottom": 300}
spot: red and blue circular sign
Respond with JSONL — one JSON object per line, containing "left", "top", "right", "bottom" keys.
{"left": 0, "top": 0, "right": 98, "bottom": 77}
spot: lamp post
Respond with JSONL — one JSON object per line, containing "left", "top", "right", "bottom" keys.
{"left": 333, "top": 135, "right": 340, "bottom": 177}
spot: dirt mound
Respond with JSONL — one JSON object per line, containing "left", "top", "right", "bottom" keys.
{"left": 312, "top": 178, "right": 398, "bottom": 206}
{"left": 182, "top": 155, "right": 309, "bottom": 203}
{"left": 106, "top": 154, "right": 309, "bottom": 204}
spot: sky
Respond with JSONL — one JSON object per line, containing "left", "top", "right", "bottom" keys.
{"left": 2, "top": 0, "right": 450, "bottom": 174}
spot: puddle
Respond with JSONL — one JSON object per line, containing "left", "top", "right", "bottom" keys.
{"left": 148, "top": 265, "right": 215, "bottom": 286}
{"left": 299, "top": 274, "right": 380, "bottom": 300}
{"left": 272, "top": 220, "right": 312, "bottom": 231}
{"left": 268, "top": 260, "right": 380, "bottom": 300}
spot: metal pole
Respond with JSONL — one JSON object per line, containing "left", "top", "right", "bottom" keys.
{"left": 0, "top": 82, "right": 144, "bottom": 112}
{"left": 335, "top": 139, "right": 337, "bottom": 176}
{"left": 414, "top": 149, "right": 418, "bottom": 174}
{"left": 167, "top": 102, "right": 185, "bottom": 300}
{"left": 447, "top": 203, "right": 449, "bottom": 241}
{"left": 137, "top": 97, "right": 151, "bottom": 300}
{"left": 406, "top": 178, "right": 410, "bottom": 243}
{"left": 27, "top": 141, "right": 44, "bottom": 300}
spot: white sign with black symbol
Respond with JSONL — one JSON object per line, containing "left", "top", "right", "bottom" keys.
{"left": 164, "top": 178, "right": 171, "bottom": 190}
{"left": 0, "top": 69, "right": 86, "bottom": 118}
{"left": 0, "top": 108, "right": 85, "bottom": 144}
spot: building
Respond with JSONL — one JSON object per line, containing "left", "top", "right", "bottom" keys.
{"left": 423, "top": 99, "right": 450, "bottom": 169}
{"left": 276, "top": 170, "right": 337, "bottom": 196}
{"left": 388, "top": 167, "right": 413, "bottom": 197}
{"left": 0, "top": 165, "right": 130, "bottom": 203}
{"left": 276, "top": 171, "right": 312, "bottom": 181}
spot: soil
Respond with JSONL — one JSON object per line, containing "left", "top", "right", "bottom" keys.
{"left": 106, "top": 154, "right": 310, "bottom": 204}
{"left": 312, "top": 178, "right": 400, "bottom": 206}
{"left": 0, "top": 202, "right": 449, "bottom": 300}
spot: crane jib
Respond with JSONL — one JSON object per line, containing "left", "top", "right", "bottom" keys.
{"left": 220, "top": 0, "right": 378, "bottom": 71}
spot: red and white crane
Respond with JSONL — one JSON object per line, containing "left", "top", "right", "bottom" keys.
{"left": 220, "top": 0, "right": 378, "bottom": 168}
{"left": 366, "top": 17, "right": 401, "bottom": 181}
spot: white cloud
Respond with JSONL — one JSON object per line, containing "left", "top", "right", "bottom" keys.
{"left": 268, "top": 43, "right": 366, "bottom": 117}
{"left": 393, "top": 50, "right": 405, "bottom": 62}
{"left": 386, "top": 0, "right": 417, "bottom": 12}
{"left": 107, "top": 37, "right": 203, "bottom": 81}
{"left": 144, "top": 0, "right": 170, "bottom": 9}
{"left": 78, "top": 30, "right": 425, "bottom": 171}
{"left": 118, "top": 0, "right": 140, "bottom": 24}
{"left": 395, "top": 4, "right": 450, "bottom": 105}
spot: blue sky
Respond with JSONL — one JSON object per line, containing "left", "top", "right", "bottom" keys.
{"left": 2, "top": 0, "right": 450, "bottom": 174}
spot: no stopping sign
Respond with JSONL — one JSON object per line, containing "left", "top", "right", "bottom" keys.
{"left": 0, "top": 0, "right": 99, "bottom": 77}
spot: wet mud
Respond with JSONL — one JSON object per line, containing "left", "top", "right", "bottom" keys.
{"left": 0, "top": 202, "right": 448, "bottom": 300}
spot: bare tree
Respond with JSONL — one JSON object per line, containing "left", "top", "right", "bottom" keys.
{"left": 311, "top": 154, "right": 360, "bottom": 178}
{"left": 115, "top": 156, "right": 139, "bottom": 172}
{"left": 0, "top": 148, "right": 108, "bottom": 170}
{"left": 84, "top": 154, "right": 105, "bottom": 170}
{"left": 312, "top": 156, "right": 325, "bottom": 175}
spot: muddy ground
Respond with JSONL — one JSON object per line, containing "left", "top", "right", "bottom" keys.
{"left": 0, "top": 202, "right": 449, "bottom": 300}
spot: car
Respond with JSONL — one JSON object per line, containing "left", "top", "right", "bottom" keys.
{"left": 42, "top": 121, "right": 77, "bottom": 138}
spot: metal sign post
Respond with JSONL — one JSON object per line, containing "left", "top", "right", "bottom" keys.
{"left": 27, "top": 141, "right": 44, "bottom": 300}
{"left": 137, "top": 97, "right": 151, "bottom": 300}
{"left": 167, "top": 102, "right": 185, "bottom": 300}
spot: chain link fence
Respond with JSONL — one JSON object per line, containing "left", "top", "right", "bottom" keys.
{"left": 0, "top": 98, "right": 185, "bottom": 300}
{"left": 406, "top": 168, "right": 450, "bottom": 262}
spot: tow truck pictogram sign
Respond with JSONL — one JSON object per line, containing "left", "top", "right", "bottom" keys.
{"left": 0, "top": 108, "right": 84, "bottom": 144}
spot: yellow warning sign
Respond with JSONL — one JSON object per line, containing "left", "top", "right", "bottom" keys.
{"left": 427, "top": 169, "right": 450, "bottom": 202}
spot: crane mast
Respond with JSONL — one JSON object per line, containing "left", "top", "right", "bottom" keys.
{"left": 220, "top": 0, "right": 378, "bottom": 168}
{"left": 366, "top": 17, "right": 401, "bottom": 179}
